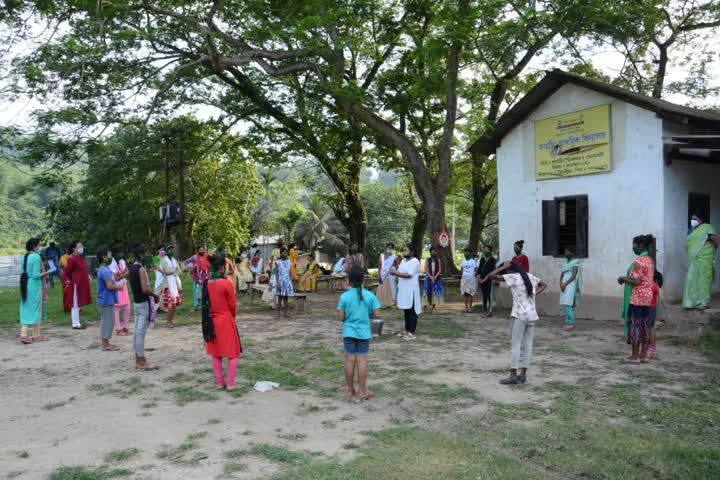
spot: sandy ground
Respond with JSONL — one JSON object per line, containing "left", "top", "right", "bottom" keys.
{"left": 0, "top": 292, "right": 712, "bottom": 479}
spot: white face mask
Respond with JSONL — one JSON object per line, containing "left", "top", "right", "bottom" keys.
{"left": 690, "top": 219, "right": 700, "bottom": 228}
{"left": 386, "top": 249, "right": 393, "bottom": 254}
{"left": 76, "top": 247, "right": 84, "bottom": 255}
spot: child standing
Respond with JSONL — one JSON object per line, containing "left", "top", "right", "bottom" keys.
{"left": 337, "top": 267, "right": 381, "bottom": 399}
{"left": 460, "top": 248, "right": 479, "bottom": 313}
{"left": 477, "top": 244, "right": 496, "bottom": 318}
{"left": 110, "top": 244, "right": 131, "bottom": 335}
{"left": 423, "top": 247, "right": 444, "bottom": 313}
{"left": 275, "top": 248, "right": 295, "bottom": 318}
{"left": 96, "top": 248, "right": 124, "bottom": 351}
{"left": 483, "top": 260, "right": 547, "bottom": 385}
{"left": 648, "top": 270, "right": 663, "bottom": 358}
{"left": 559, "top": 248, "right": 582, "bottom": 331}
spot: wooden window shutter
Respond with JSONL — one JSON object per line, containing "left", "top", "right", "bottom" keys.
{"left": 542, "top": 200, "right": 559, "bottom": 256}
{"left": 575, "top": 195, "right": 589, "bottom": 258}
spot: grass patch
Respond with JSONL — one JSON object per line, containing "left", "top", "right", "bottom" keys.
{"left": 164, "top": 372, "right": 195, "bottom": 383}
{"left": 420, "top": 317, "right": 465, "bottom": 338}
{"left": 16, "top": 450, "right": 30, "bottom": 459}
{"left": 157, "top": 433, "right": 208, "bottom": 466}
{"left": 49, "top": 466, "right": 132, "bottom": 480}
{"left": 103, "top": 448, "right": 139, "bottom": 463}
{"left": 42, "top": 396, "right": 75, "bottom": 410}
{"left": 278, "top": 432, "right": 308, "bottom": 441}
{"left": 273, "top": 427, "right": 546, "bottom": 480}
{"left": 236, "top": 362, "right": 309, "bottom": 387}
{"left": 297, "top": 402, "right": 322, "bottom": 415}
{"left": 668, "top": 325, "right": 720, "bottom": 361}
{"left": 208, "top": 417, "right": 222, "bottom": 425}
{"left": 223, "top": 461, "right": 248, "bottom": 477}
{"left": 88, "top": 377, "right": 152, "bottom": 398}
{"left": 168, "top": 386, "right": 217, "bottom": 405}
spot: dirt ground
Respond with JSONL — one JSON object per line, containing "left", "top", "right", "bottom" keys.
{"left": 0, "top": 291, "right": 716, "bottom": 480}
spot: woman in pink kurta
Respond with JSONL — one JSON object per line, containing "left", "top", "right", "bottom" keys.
{"left": 110, "top": 244, "right": 131, "bottom": 335}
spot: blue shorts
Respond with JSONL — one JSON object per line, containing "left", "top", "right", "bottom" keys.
{"left": 343, "top": 337, "right": 370, "bottom": 355}
{"left": 648, "top": 306, "right": 657, "bottom": 328}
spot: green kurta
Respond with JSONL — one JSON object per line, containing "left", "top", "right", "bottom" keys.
{"left": 682, "top": 223, "right": 717, "bottom": 309}
{"left": 19, "top": 252, "right": 46, "bottom": 325}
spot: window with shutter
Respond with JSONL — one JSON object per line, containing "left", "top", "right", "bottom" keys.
{"left": 542, "top": 195, "right": 589, "bottom": 258}
{"left": 542, "top": 200, "right": 559, "bottom": 256}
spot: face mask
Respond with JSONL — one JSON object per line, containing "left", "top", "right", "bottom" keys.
{"left": 167, "top": 252, "right": 174, "bottom": 258}
{"left": 386, "top": 249, "right": 393, "bottom": 254}
{"left": 115, "top": 253, "right": 124, "bottom": 260}
{"left": 281, "top": 255, "right": 288, "bottom": 260}
{"left": 241, "top": 253, "right": 247, "bottom": 259}
{"left": 690, "top": 219, "right": 700, "bottom": 228}
{"left": 464, "top": 254, "right": 471, "bottom": 260}
{"left": 159, "top": 250, "right": 166, "bottom": 257}
{"left": 483, "top": 251, "right": 491, "bottom": 257}
{"left": 430, "top": 252, "right": 437, "bottom": 258}
{"left": 350, "top": 248, "right": 358, "bottom": 254}
{"left": 632, "top": 247, "right": 643, "bottom": 256}
{"left": 198, "top": 252, "right": 205, "bottom": 256}
{"left": 76, "top": 247, "right": 84, "bottom": 255}
{"left": 565, "top": 253, "right": 573, "bottom": 260}
{"left": 514, "top": 248, "right": 522, "bottom": 255}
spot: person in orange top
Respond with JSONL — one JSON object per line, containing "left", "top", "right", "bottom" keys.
{"left": 202, "top": 254, "right": 241, "bottom": 391}
{"left": 288, "top": 243, "right": 298, "bottom": 280}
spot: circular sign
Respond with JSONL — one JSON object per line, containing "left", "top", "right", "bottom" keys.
{"left": 437, "top": 230, "right": 451, "bottom": 249}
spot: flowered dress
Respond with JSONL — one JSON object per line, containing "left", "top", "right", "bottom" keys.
{"left": 626, "top": 255, "right": 654, "bottom": 346}
{"left": 275, "top": 259, "right": 295, "bottom": 297}
{"left": 423, "top": 257, "right": 444, "bottom": 305}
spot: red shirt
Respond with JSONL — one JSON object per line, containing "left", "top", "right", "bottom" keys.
{"left": 650, "top": 282, "right": 659, "bottom": 307}
{"left": 63, "top": 254, "right": 92, "bottom": 307}
{"left": 630, "top": 256, "right": 654, "bottom": 306}
{"left": 512, "top": 254, "right": 530, "bottom": 273}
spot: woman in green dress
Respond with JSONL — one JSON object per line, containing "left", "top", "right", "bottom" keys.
{"left": 683, "top": 213, "right": 719, "bottom": 310}
{"left": 19, "top": 237, "right": 50, "bottom": 344}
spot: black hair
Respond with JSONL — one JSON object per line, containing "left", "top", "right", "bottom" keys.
{"left": 97, "top": 247, "right": 111, "bottom": 265}
{"left": 653, "top": 270, "right": 664, "bottom": 288}
{"left": 69, "top": 240, "right": 81, "bottom": 254}
{"left": 280, "top": 247, "right": 288, "bottom": 254}
{"left": 133, "top": 242, "right": 147, "bottom": 259}
{"left": 20, "top": 237, "right": 41, "bottom": 301}
{"left": 385, "top": 243, "right": 395, "bottom": 249}
{"left": 506, "top": 260, "right": 534, "bottom": 298}
{"left": 288, "top": 243, "right": 295, "bottom": 249}
{"left": 111, "top": 243, "right": 124, "bottom": 255}
{"left": 514, "top": 240, "right": 525, "bottom": 248}
{"left": 348, "top": 266, "right": 365, "bottom": 301}
{"left": 692, "top": 212, "right": 703, "bottom": 222}
{"left": 632, "top": 234, "right": 653, "bottom": 250}
{"left": 209, "top": 254, "right": 226, "bottom": 268}
{"left": 463, "top": 246, "right": 472, "bottom": 253}
{"left": 404, "top": 243, "right": 419, "bottom": 259}
{"left": 50, "top": 241, "right": 56, "bottom": 247}
{"left": 252, "top": 243, "right": 258, "bottom": 248}
{"left": 429, "top": 246, "right": 437, "bottom": 253}
{"left": 253, "top": 249, "right": 261, "bottom": 256}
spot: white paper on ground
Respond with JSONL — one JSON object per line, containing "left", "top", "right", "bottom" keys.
{"left": 253, "top": 381, "right": 280, "bottom": 392}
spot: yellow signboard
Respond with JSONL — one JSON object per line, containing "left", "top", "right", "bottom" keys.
{"left": 535, "top": 104, "right": 611, "bottom": 180}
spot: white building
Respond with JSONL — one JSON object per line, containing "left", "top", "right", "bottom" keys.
{"left": 470, "top": 70, "right": 720, "bottom": 318}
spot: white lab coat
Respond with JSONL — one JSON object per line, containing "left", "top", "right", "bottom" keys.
{"left": 396, "top": 257, "right": 422, "bottom": 315}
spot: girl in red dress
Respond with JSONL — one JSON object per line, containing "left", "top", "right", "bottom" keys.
{"left": 202, "top": 254, "right": 241, "bottom": 391}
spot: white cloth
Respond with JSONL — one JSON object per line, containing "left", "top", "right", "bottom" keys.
{"left": 160, "top": 257, "right": 181, "bottom": 298}
{"left": 254, "top": 381, "right": 280, "bottom": 392}
{"left": 71, "top": 285, "right": 80, "bottom": 327}
{"left": 396, "top": 257, "right": 422, "bottom": 315}
{"left": 501, "top": 273, "right": 541, "bottom": 322}
{"left": 460, "top": 258, "right": 478, "bottom": 276}
{"left": 379, "top": 253, "right": 397, "bottom": 282}
{"left": 510, "top": 317, "right": 535, "bottom": 369}
{"left": 332, "top": 257, "right": 346, "bottom": 275}
{"left": 108, "top": 258, "right": 127, "bottom": 286}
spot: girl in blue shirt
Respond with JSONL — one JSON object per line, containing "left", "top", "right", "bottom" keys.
{"left": 337, "top": 267, "right": 381, "bottom": 400}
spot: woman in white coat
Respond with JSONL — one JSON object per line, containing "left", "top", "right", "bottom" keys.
{"left": 390, "top": 243, "right": 422, "bottom": 340}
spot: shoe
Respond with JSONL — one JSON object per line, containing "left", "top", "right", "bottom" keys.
{"left": 19, "top": 336, "right": 33, "bottom": 344}
{"left": 396, "top": 331, "right": 407, "bottom": 338}
{"left": 403, "top": 333, "right": 416, "bottom": 340}
{"left": 516, "top": 374, "right": 527, "bottom": 384}
{"left": 73, "top": 325, "right": 87, "bottom": 330}
{"left": 499, "top": 376, "right": 519, "bottom": 385}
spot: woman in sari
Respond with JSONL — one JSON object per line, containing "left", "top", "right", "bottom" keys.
{"left": 19, "top": 238, "right": 49, "bottom": 344}
{"left": 158, "top": 243, "right": 183, "bottom": 326}
{"left": 376, "top": 243, "right": 397, "bottom": 307}
{"left": 559, "top": 248, "right": 582, "bottom": 331}
{"left": 184, "top": 246, "right": 210, "bottom": 311}
{"left": 682, "top": 213, "right": 719, "bottom": 310}
{"left": 298, "top": 254, "right": 320, "bottom": 292}
{"left": 288, "top": 243, "right": 299, "bottom": 280}
{"left": 236, "top": 252, "right": 254, "bottom": 292}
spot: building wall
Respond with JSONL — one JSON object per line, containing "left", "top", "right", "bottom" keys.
{"left": 496, "top": 83, "right": 665, "bottom": 304}
{"left": 662, "top": 130, "right": 720, "bottom": 300}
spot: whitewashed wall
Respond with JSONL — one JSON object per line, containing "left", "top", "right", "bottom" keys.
{"left": 496, "top": 83, "right": 665, "bottom": 299}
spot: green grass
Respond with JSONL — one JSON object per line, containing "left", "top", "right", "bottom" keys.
{"left": 223, "top": 461, "right": 248, "bottom": 477}
{"left": 236, "top": 361, "right": 310, "bottom": 387}
{"left": 103, "top": 448, "right": 139, "bottom": 463}
{"left": 167, "top": 385, "right": 217, "bottom": 405}
{"left": 156, "top": 433, "right": 208, "bottom": 466}
{"left": 278, "top": 432, "right": 308, "bottom": 441}
{"left": 420, "top": 317, "right": 466, "bottom": 338}
{"left": 49, "top": 466, "right": 132, "bottom": 480}
{"left": 272, "top": 427, "right": 546, "bottom": 480}
{"left": 668, "top": 325, "right": 720, "bottom": 361}
{"left": 88, "top": 377, "right": 153, "bottom": 398}
{"left": 163, "top": 372, "right": 196, "bottom": 383}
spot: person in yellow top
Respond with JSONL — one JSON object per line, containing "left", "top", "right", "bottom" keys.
{"left": 298, "top": 254, "right": 320, "bottom": 292}
{"left": 288, "top": 243, "right": 298, "bottom": 280}
{"left": 59, "top": 252, "right": 69, "bottom": 269}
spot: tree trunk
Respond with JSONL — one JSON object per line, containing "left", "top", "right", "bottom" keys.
{"left": 652, "top": 43, "right": 668, "bottom": 99}
{"left": 410, "top": 203, "right": 427, "bottom": 256}
{"left": 469, "top": 153, "right": 491, "bottom": 253}
{"left": 422, "top": 191, "right": 459, "bottom": 275}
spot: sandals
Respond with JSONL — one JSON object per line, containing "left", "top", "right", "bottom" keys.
{"left": 359, "top": 390, "right": 375, "bottom": 400}
{"left": 216, "top": 384, "right": 226, "bottom": 390}
{"left": 102, "top": 345, "right": 119, "bottom": 351}
{"left": 226, "top": 385, "right": 237, "bottom": 392}
{"left": 31, "top": 335, "right": 49, "bottom": 342}
{"left": 19, "top": 336, "right": 33, "bottom": 344}
{"left": 72, "top": 325, "right": 87, "bottom": 330}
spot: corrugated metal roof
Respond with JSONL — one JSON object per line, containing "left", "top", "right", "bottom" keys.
{"left": 469, "top": 69, "right": 720, "bottom": 155}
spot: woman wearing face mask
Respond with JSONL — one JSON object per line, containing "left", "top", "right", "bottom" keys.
{"left": 683, "top": 213, "right": 719, "bottom": 310}
{"left": 343, "top": 243, "right": 365, "bottom": 290}
{"left": 109, "top": 244, "right": 131, "bottom": 336}
{"left": 96, "top": 248, "right": 124, "bottom": 351}
{"left": 184, "top": 246, "right": 210, "bottom": 311}
{"left": 389, "top": 243, "right": 422, "bottom": 340}
{"left": 512, "top": 240, "right": 530, "bottom": 273}
{"left": 376, "top": 243, "right": 397, "bottom": 307}
{"left": 19, "top": 237, "right": 50, "bottom": 344}
{"left": 236, "top": 251, "right": 254, "bottom": 292}
{"left": 477, "top": 244, "right": 497, "bottom": 318}
{"left": 275, "top": 247, "right": 295, "bottom": 318}
{"left": 63, "top": 240, "right": 91, "bottom": 330}
{"left": 423, "top": 247, "right": 444, "bottom": 313}
{"left": 460, "top": 247, "right": 479, "bottom": 313}
{"left": 618, "top": 234, "right": 655, "bottom": 363}
{"left": 559, "top": 248, "right": 582, "bottom": 331}
{"left": 158, "top": 243, "right": 183, "bottom": 327}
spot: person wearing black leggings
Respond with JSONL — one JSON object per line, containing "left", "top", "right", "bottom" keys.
{"left": 390, "top": 243, "right": 422, "bottom": 340}
{"left": 478, "top": 244, "right": 496, "bottom": 318}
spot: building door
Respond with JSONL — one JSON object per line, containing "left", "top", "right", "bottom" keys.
{"left": 688, "top": 193, "right": 710, "bottom": 224}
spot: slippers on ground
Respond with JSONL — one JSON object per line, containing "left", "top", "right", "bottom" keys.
{"left": 19, "top": 336, "right": 33, "bottom": 344}
{"left": 31, "top": 335, "right": 49, "bottom": 342}
{"left": 102, "top": 345, "right": 119, "bottom": 351}
{"left": 136, "top": 364, "right": 159, "bottom": 371}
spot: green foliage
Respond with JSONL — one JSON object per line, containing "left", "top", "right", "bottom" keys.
{"left": 360, "top": 181, "right": 416, "bottom": 266}
{"left": 49, "top": 466, "right": 132, "bottom": 480}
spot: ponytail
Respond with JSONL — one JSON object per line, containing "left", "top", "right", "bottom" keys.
{"left": 348, "top": 266, "right": 365, "bottom": 302}
{"left": 20, "top": 253, "right": 29, "bottom": 302}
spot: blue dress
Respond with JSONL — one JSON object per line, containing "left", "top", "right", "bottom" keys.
{"left": 275, "top": 259, "right": 295, "bottom": 297}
